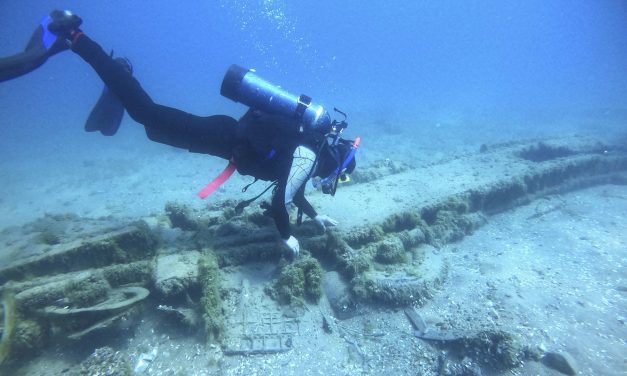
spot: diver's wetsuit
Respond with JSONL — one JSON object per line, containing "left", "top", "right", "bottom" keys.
{"left": 71, "top": 34, "right": 318, "bottom": 239}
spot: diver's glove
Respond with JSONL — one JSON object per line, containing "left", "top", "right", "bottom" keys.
{"left": 314, "top": 214, "right": 339, "bottom": 231}
{"left": 47, "top": 10, "right": 83, "bottom": 42}
{"left": 283, "top": 236, "right": 300, "bottom": 259}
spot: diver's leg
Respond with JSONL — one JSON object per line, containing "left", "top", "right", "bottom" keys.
{"left": 71, "top": 34, "right": 157, "bottom": 124}
{"left": 70, "top": 34, "right": 238, "bottom": 159}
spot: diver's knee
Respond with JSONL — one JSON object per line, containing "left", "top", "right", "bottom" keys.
{"left": 125, "top": 102, "right": 158, "bottom": 125}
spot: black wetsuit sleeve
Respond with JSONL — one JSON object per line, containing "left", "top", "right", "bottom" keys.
{"left": 271, "top": 175, "right": 317, "bottom": 239}
{"left": 293, "top": 184, "right": 317, "bottom": 219}
{"left": 71, "top": 34, "right": 238, "bottom": 159}
{"left": 0, "top": 46, "right": 47, "bottom": 82}
{"left": 0, "top": 27, "right": 65, "bottom": 82}
{"left": 271, "top": 175, "right": 292, "bottom": 239}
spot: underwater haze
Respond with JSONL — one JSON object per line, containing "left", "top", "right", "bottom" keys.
{"left": 1, "top": 0, "right": 626, "bottom": 224}
{"left": 2, "top": 1, "right": 627, "bottom": 141}
{"left": 1, "top": 1, "right": 627, "bottom": 375}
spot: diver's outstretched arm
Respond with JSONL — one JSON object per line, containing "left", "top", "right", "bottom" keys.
{"left": 0, "top": 11, "right": 78, "bottom": 83}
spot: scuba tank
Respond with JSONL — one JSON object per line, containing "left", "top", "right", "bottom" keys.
{"left": 220, "top": 64, "right": 332, "bottom": 133}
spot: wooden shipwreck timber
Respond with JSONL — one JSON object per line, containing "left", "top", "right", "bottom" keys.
{"left": 0, "top": 135, "right": 625, "bottom": 372}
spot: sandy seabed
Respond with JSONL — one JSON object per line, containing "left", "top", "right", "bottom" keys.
{"left": 6, "top": 184, "right": 625, "bottom": 376}
{"left": 1, "top": 118, "right": 626, "bottom": 375}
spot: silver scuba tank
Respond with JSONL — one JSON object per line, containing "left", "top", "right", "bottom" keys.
{"left": 220, "top": 64, "right": 331, "bottom": 132}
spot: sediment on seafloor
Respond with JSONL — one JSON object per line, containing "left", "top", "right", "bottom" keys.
{"left": 1, "top": 135, "right": 625, "bottom": 370}
{"left": 0, "top": 222, "right": 157, "bottom": 363}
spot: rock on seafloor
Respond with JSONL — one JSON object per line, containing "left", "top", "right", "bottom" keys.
{"left": 153, "top": 251, "right": 201, "bottom": 298}
{"left": 541, "top": 351, "right": 578, "bottom": 375}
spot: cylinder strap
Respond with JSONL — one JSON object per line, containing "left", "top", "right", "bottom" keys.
{"left": 295, "top": 94, "right": 312, "bottom": 118}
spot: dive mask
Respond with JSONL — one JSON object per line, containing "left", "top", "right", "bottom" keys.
{"left": 313, "top": 137, "right": 360, "bottom": 196}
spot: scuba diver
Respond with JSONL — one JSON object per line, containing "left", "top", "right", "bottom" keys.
{"left": 1, "top": 10, "right": 359, "bottom": 259}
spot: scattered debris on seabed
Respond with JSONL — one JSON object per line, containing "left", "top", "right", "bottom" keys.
{"left": 0, "top": 136, "right": 626, "bottom": 375}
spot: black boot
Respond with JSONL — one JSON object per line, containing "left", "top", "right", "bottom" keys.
{"left": 47, "top": 10, "right": 83, "bottom": 41}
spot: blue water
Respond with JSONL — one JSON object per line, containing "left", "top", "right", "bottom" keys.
{"left": 1, "top": 2, "right": 627, "bottom": 374}
{"left": 0, "top": 0, "right": 625, "bottom": 228}
{"left": 2, "top": 1, "right": 626, "bottom": 143}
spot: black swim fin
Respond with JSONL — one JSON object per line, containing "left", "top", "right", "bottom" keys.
{"left": 84, "top": 55, "right": 132, "bottom": 136}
